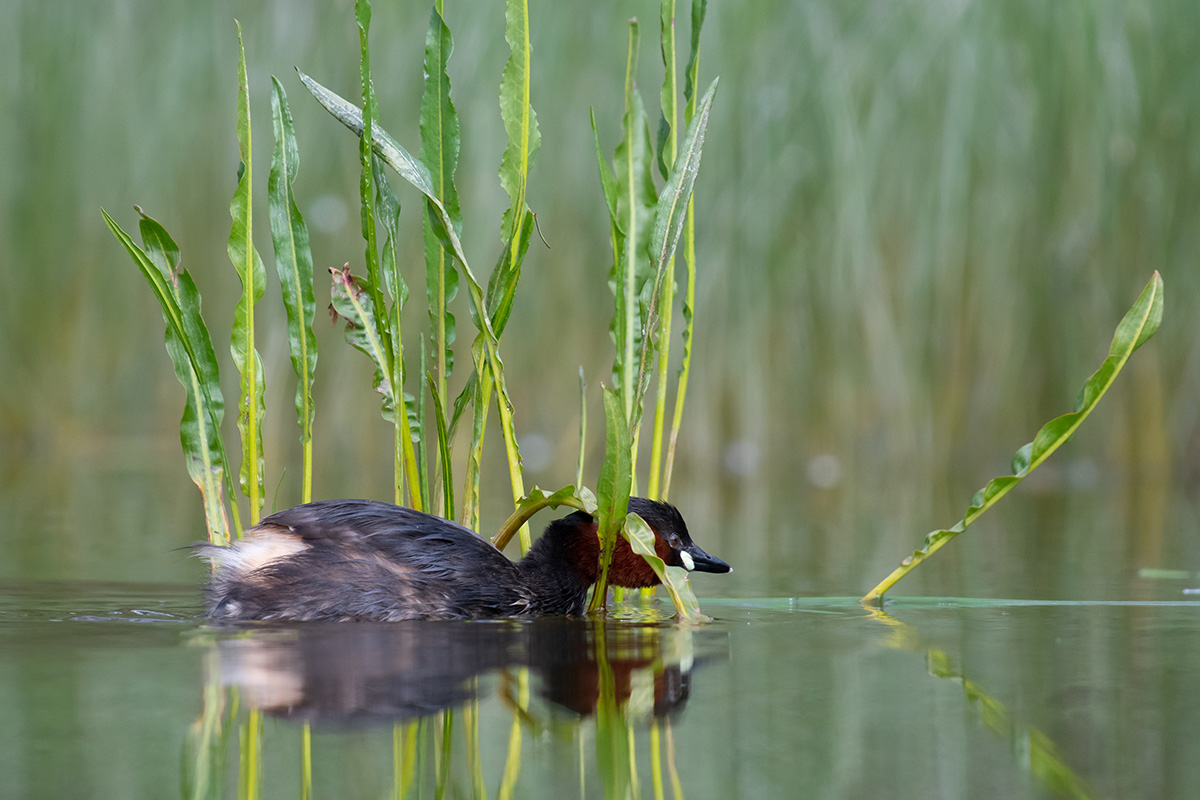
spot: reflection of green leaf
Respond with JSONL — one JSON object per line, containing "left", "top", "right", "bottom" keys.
{"left": 863, "top": 272, "right": 1164, "bottom": 602}
{"left": 869, "top": 609, "right": 1097, "bottom": 800}
{"left": 625, "top": 513, "right": 704, "bottom": 621}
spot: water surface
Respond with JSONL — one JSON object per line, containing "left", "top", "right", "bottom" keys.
{"left": 3, "top": 582, "right": 1198, "bottom": 799}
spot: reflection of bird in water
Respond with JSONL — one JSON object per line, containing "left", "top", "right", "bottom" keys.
{"left": 209, "top": 617, "right": 728, "bottom": 726}
{"left": 200, "top": 497, "right": 730, "bottom": 621}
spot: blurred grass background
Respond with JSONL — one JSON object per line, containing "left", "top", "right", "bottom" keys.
{"left": 1, "top": 0, "right": 1196, "bottom": 598}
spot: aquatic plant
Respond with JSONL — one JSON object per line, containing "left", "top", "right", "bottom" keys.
{"left": 106, "top": 1, "right": 719, "bottom": 620}
{"left": 863, "top": 271, "right": 1164, "bottom": 603}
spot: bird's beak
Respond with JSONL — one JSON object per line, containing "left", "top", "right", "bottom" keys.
{"left": 680, "top": 542, "right": 731, "bottom": 574}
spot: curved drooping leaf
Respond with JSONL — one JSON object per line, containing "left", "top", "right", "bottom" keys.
{"left": 228, "top": 21, "right": 266, "bottom": 524}
{"left": 103, "top": 208, "right": 235, "bottom": 543}
{"left": 419, "top": 6, "right": 462, "bottom": 411}
{"left": 268, "top": 76, "right": 317, "bottom": 503}
{"left": 624, "top": 513, "right": 703, "bottom": 621}
{"left": 491, "top": 485, "right": 596, "bottom": 551}
{"left": 296, "top": 70, "right": 470, "bottom": 270}
{"left": 299, "top": 70, "right": 525, "bottom": 521}
{"left": 862, "top": 271, "right": 1165, "bottom": 603}
{"left": 589, "top": 387, "right": 634, "bottom": 612}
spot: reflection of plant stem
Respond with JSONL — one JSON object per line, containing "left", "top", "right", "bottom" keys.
{"left": 436, "top": 711, "right": 454, "bottom": 800}
{"left": 865, "top": 608, "right": 1097, "bottom": 800}
{"left": 465, "top": 695, "right": 487, "bottom": 800}
{"left": 301, "top": 723, "right": 312, "bottom": 800}
{"left": 239, "top": 709, "right": 262, "bottom": 800}
{"left": 497, "top": 670, "right": 530, "bottom": 800}
{"left": 392, "top": 721, "right": 418, "bottom": 799}
{"left": 650, "top": 724, "right": 664, "bottom": 800}
{"left": 578, "top": 727, "right": 587, "bottom": 799}
{"left": 665, "top": 720, "right": 684, "bottom": 800}
{"left": 184, "top": 681, "right": 230, "bottom": 800}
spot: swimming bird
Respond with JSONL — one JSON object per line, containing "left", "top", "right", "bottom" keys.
{"left": 201, "top": 497, "right": 730, "bottom": 621}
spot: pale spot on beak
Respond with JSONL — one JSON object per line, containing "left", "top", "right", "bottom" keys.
{"left": 680, "top": 551, "right": 695, "bottom": 571}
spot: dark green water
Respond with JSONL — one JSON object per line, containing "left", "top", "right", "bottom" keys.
{"left": 3, "top": 584, "right": 1199, "bottom": 799}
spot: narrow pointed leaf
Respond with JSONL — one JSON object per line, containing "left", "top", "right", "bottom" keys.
{"left": 497, "top": 0, "right": 540, "bottom": 250}
{"left": 633, "top": 78, "right": 718, "bottom": 421}
{"left": 428, "top": 371, "right": 454, "bottom": 519}
{"left": 228, "top": 21, "right": 266, "bottom": 523}
{"left": 611, "top": 20, "right": 659, "bottom": 418}
{"left": 268, "top": 77, "right": 317, "bottom": 503}
{"left": 862, "top": 272, "right": 1165, "bottom": 602}
{"left": 663, "top": 0, "right": 710, "bottom": 501}
{"left": 419, "top": 6, "right": 462, "bottom": 403}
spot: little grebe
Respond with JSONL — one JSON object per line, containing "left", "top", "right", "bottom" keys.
{"left": 201, "top": 497, "right": 730, "bottom": 621}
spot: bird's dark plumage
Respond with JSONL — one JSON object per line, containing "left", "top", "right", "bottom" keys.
{"left": 200, "top": 497, "right": 730, "bottom": 622}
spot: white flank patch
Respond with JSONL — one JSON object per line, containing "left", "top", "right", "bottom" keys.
{"left": 219, "top": 528, "right": 309, "bottom": 576}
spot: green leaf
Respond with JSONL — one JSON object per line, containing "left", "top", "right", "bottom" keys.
{"left": 461, "top": 347, "right": 488, "bottom": 532}
{"left": 589, "top": 388, "right": 633, "bottom": 612}
{"left": 632, "top": 78, "right": 718, "bottom": 422}
{"left": 297, "top": 70, "right": 503, "bottom": 385}
{"left": 300, "top": 67, "right": 529, "bottom": 525}
{"left": 491, "top": 485, "right": 595, "bottom": 551}
{"left": 497, "top": 0, "right": 540, "bottom": 250}
{"left": 684, "top": 1, "right": 709, "bottom": 115}
{"left": 862, "top": 272, "right": 1165, "bottom": 603}
{"left": 590, "top": 109, "right": 620, "bottom": 227}
{"left": 656, "top": 0, "right": 678, "bottom": 182}
{"left": 624, "top": 513, "right": 703, "bottom": 621}
{"left": 105, "top": 209, "right": 235, "bottom": 544}
{"left": 268, "top": 76, "right": 317, "bottom": 503}
{"left": 427, "top": 371, "right": 454, "bottom": 519}
{"left": 374, "top": 159, "right": 424, "bottom": 510}
{"left": 419, "top": 6, "right": 461, "bottom": 409}
{"left": 228, "top": 21, "right": 267, "bottom": 524}
{"left": 485, "top": 209, "right": 534, "bottom": 337}
{"left": 659, "top": 0, "right": 709, "bottom": 502}
{"left": 355, "top": 0, "right": 392, "bottom": 380}
{"left": 611, "top": 19, "right": 659, "bottom": 419}
{"left": 328, "top": 264, "right": 396, "bottom": 419}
